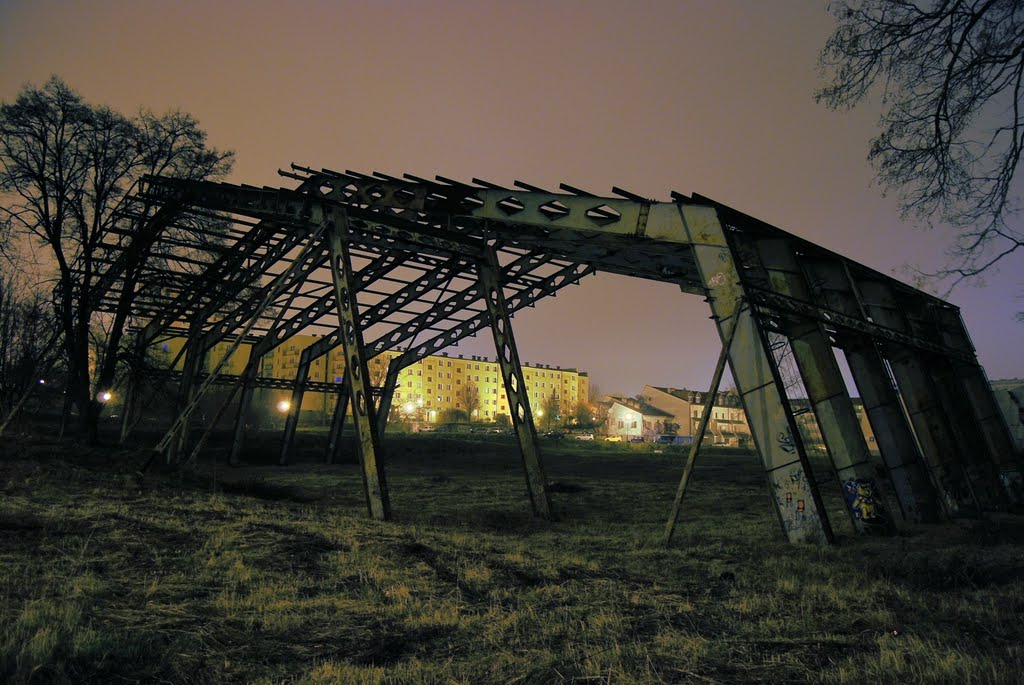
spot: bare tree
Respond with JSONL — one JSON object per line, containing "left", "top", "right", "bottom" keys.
{"left": 0, "top": 77, "right": 233, "bottom": 441}
{"left": 0, "top": 271, "right": 60, "bottom": 434}
{"left": 463, "top": 377, "right": 481, "bottom": 421}
{"left": 540, "top": 392, "right": 561, "bottom": 431}
{"left": 817, "top": 0, "right": 1024, "bottom": 290}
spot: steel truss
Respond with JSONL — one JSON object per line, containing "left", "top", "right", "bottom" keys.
{"left": 93, "top": 164, "right": 1021, "bottom": 543}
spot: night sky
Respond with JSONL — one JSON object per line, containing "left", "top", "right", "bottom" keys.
{"left": 2, "top": 0, "right": 1021, "bottom": 395}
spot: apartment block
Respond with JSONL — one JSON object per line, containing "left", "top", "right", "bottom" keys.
{"left": 157, "top": 334, "right": 589, "bottom": 424}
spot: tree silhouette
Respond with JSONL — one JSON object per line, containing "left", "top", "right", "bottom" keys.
{"left": 0, "top": 77, "right": 233, "bottom": 440}
{"left": 817, "top": 0, "right": 1024, "bottom": 291}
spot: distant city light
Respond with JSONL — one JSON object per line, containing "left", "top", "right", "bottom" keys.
{"left": 38, "top": 379, "right": 45, "bottom": 385}
{"left": 277, "top": 400, "right": 291, "bottom": 413}
{"left": 100, "top": 391, "right": 113, "bottom": 402}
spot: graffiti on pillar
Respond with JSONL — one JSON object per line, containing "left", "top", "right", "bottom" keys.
{"left": 777, "top": 428, "right": 796, "bottom": 454}
{"left": 843, "top": 479, "right": 888, "bottom": 529}
{"left": 774, "top": 466, "right": 814, "bottom": 534}
{"left": 707, "top": 271, "right": 727, "bottom": 288}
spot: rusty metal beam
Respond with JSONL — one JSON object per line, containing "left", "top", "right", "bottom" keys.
{"left": 664, "top": 297, "right": 744, "bottom": 544}
{"left": 327, "top": 210, "right": 390, "bottom": 520}
{"left": 478, "top": 247, "right": 552, "bottom": 519}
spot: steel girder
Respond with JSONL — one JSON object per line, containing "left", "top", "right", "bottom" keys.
{"left": 326, "top": 210, "right": 390, "bottom": 521}
{"left": 478, "top": 247, "right": 551, "bottom": 519}
{"left": 753, "top": 238, "right": 896, "bottom": 534}
{"left": 798, "top": 257, "right": 942, "bottom": 523}
{"left": 107, "top": 168, "right": 1012, "bottom": 543}
{"left": 678, "top": 204, "right": 833, "bottom": 544}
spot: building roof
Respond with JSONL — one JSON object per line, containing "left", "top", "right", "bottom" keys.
{"left": 647, "top": 385, "right": 743, "bottom": 407}
{"left": 606, "top": 394, "right": 675, "bottom": 418}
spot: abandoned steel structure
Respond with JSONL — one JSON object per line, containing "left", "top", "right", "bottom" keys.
{"left": 97, "top": 165, "right": 1023, "bottom": 544}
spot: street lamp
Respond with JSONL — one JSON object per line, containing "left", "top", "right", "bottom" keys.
{"left": 100, "top": 391, "right": 113, "bottom": 403}
{"left": 277, "top": 400, "right": 291, "bottom": 413}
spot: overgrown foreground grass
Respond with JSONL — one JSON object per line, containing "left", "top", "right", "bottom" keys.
{"left": 2, "top": 433, "right": 1023, "bottom": 684}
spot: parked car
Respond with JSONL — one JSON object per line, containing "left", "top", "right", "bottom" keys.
{"left": 574, "top": 433, "right": 595, "bottom": 441}
{"left": 544, "top": 431, "right": 565, "bottom": 440}
{"left": 655, "top": 434, "right": 693, "bottom": 446}
{"left": 629, "top": 437, "right": 645, "bottom": 443}
{"left": 605, "top": 435, "right": 623, "bottom": 443}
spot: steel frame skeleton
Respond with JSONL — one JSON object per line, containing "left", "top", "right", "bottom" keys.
{"left": 94, "top": 164, "right": 1020, "bottom": 542}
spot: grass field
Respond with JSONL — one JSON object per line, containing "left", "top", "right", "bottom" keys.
{"left": 2, "top": 431, "right": 1022, "bottom": 684}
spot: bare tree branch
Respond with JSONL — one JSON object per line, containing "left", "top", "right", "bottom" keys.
{"left": 818, "top": 0, "right": 1024, "bottom": 299}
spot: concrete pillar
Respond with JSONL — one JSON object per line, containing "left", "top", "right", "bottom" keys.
{"left": 678, "top": 204, "right": 833, "bottom": 543}
{"left": 844, "top": 345, "right": 941, "bottom": 522}
{"left": 857, "top": 280, "right": 981, "bottom": 515}
{"left": 757, "top": 239, "right": 894, "bottom": 534}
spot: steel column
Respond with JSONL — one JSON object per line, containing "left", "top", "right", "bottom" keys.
{"left": 844, "top": 345, "right": 941, "bottom": 522}
{"left": 936, "top": 310, "right": 1023, "bottom": 506}
{"left": 797, "top": 258, "right": 941, "bottom": 523}
{"left": 326, "top": 383, "right": 350, "bottom": 464}
{"left": 228, "top": 367, "right": 259, "bottom": 466}
{"left": 856, "top": 280, "right": 980, "bottom": 515}
{"left": 757, "top": 239, "right": 894, "bottom": 534}
{"left": 327, "top": 210, "right": 390, "bottom": 520}
{"left": 169, "top": 329, "right": 204, "bottom": 463}
{"left": 678, "top": 204, "right": 832, "bottom": 544}
{"left": 664, "top": 298, "right": 743, "bottom": 544}
{"left": 478, "top": 247, "right": 552, "bottom": 520}
{"left": 922, "top": 358, "right": 1006, "bottom": 510}
{"left": 375, "top": 357, "right": 403, "bottom": 437}
{"left": 278, "top": 352, "right": 313, "bottom": 465}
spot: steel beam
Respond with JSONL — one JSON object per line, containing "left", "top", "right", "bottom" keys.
{"left": 278, "top": 352, "right": 314, "bottom": 466}
{"left": 855, "top": 280, "right": 982, "bottom": 515}
{"left": 153, "top": 220, "right": 329, "bottom": 461}
{"left": 169, "top": 328, "right": 204, "bottom": 463}
{"left": 375, "top": 357, "right": 403, "bottom": 437}
{"left": 756, "top": 239, "right": 894, "bottom": 534}
{"left": 678, "top": 204, "right": 832, "bottom": 544}
{"left": 844, "top": 346, "right": 941, "bottom": 522}
{"left": 478, "top": 247, "right": 552, "bottom": 519}
{"left": 922, "top": 358, "right": 1007, "bottom": 511}
{"left": 932, "top": 308, "right": 1023, "bottom": 506}
{"left": 327, "top": 210, "right": 390, "bottom": 520}
{"left": 664, "top": 298, "right": 743, "bottom": 544}
{"left": 326, "top": 383, "right": 350, "bottom": 464}
{"left": 796, "top": 258, "right": 940, "bottom": 523}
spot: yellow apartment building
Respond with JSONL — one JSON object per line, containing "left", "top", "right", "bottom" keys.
{"left": 157, "top": 334, "right": 590, "bottom": 424}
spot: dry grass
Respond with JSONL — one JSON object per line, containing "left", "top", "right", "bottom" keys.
{"left": 1, "top": 431, "right": 1022, "bottom": 683}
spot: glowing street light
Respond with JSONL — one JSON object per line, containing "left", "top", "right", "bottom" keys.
{"left": 276, "top": 399, "right": 291, "bottom": 413}
{"left": 99, "top": 391, "right": 113, "bottom": 403}
{"left": 403, "top": 402, "right": 414, "bottom": 414}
